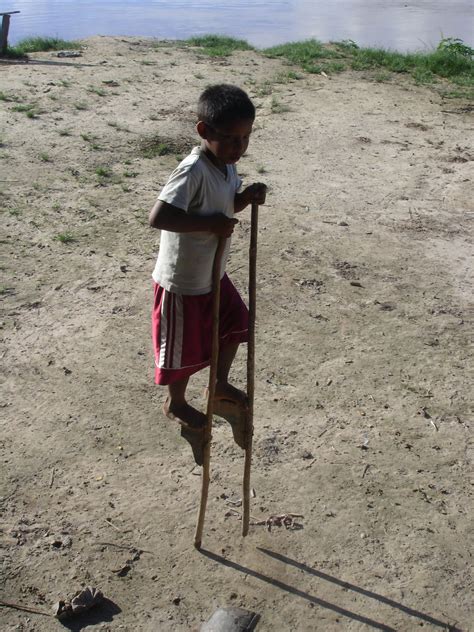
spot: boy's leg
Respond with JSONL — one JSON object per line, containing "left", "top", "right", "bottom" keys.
{"left": 164, "top": 376, "right": 206, "bottom": 430}
{"left": 215, "top": 342, "right": 248, "bottom": 405}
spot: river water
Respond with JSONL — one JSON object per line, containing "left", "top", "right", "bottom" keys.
{"left": 6, "top": 0, "right": 474, "bottom": 51}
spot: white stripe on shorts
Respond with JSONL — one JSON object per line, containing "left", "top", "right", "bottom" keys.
{"left": 172, "top": 294, "right": 184, "bottom": 369}
{"left": 159, "top": 292, "right": 169, "bottom": 368}
{"left": 158, "top": 291, "right": 184, "bottom": 369}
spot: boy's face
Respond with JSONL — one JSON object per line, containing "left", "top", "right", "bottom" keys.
{"left": 198, "top": 118, "right": 254, "bottom": 166}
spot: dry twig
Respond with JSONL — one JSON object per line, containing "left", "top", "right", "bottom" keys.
{"left": 251, "top": 513, "right": 304, "bottom": 532}
{"left": 0, "top": 599, "right": 52, "bottom": 617}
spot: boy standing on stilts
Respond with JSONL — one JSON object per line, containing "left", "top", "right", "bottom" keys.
{"left": 149, "top": 84, "right": 266, "bottom": 461}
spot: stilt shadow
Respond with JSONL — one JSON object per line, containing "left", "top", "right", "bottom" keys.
{"left": 258, "top": 548, "right": 461, "bottom": 632}
{"left": 200, "top": 549, "right": 394, "bottom": 631}
{"left": 58, "top": 598, "right": 121, "bottom": 631}
{"left": 200, "top": 548, "right": 461, "bottom": 632}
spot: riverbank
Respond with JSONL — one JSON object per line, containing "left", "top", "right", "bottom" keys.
{"left": 1, "top": 36, "right": 473, "bottom": 631}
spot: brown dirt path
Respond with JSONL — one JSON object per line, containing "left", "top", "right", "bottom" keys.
{"left": 1, "top": 37, "right": 472, "bottom": 631}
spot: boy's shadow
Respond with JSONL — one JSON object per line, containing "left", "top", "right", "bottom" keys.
{"left": 58, "top": 598, "right": 121, "bottom": 631}
{"left": 199, "top": 548, "right": 460, "bottom": 632}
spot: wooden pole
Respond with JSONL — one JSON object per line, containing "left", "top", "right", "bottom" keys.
{"left": 0, "top": 12, "right": 21, "bottom": 54}
{"left": 194, "top": 237, "right": 226, "bottom": 549}
{"left": 1, "top": 15, "right": 11, "bottom": 54}
{"left": 242, "top": 203, "right": 258, "bottom": 536}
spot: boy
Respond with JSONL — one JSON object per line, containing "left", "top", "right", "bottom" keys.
{"left": 149, "top": 84, "right": 266, "bottom": 455}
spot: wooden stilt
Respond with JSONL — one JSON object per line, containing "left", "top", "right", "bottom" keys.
{"left": 242, "top": 203, "right": 258, "bottom": 536}
{"left": 194, "top": 237, "right": 226, "bottom": 549}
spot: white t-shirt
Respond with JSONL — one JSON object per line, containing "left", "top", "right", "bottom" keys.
{"left": 152, "top": 147, "right": 242, "bottom": 295}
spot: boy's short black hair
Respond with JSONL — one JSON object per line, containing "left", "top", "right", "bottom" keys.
{"left": 197, "top": 84, "right": 255, "bottom": 127}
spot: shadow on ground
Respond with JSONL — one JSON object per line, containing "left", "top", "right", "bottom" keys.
{"left": 59, "top": 598, "right": 121, "bottom": 631}
{"left": 199, "top": 547, "right": 460, "bottom": 631}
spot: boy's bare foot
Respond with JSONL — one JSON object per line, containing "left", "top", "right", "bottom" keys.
{"left": 204, "top": 384, "right": 249, "bottom": 449}
{"left": 214, "top": 381, "right": 248, "bottom": 407}
{"left": 163, "top": 398, "right": 206, "bottom": 431}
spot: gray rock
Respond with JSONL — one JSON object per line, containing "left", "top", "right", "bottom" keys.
{"left": 201, "top": 607, "right": 260, "bottom": 632}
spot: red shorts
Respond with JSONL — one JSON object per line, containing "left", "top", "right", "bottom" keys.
{"left": 152, "top": 274, "right": 249, "bottom": 385}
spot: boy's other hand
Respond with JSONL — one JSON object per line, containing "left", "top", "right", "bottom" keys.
{"left": 244, "top": 182, "right": 267, "bottom": 205}
{"left": 210, "top": 213, "right": 238, "bottom": 238}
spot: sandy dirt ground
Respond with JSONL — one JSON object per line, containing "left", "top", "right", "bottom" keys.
{"left": 1, "top": 37, "right": 473, "bottom": 631}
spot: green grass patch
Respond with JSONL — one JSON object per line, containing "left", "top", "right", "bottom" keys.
{"left": 54, "top": 232, "right": 75, "bottom": 244}
{"left": 0, "top": 286, "right": 15, "bottom": 295}
{"left": 107, "top": 121, "right": 130, "bottom": 132}
{"left": 0, "top": 91, "right": 20, "bottom": 102}
{"left": 95, "top": 166, "right": 112, "bottom": 178}
{"left": 255, "top": 81, "right": 273, "bottom": 97}
{"left": 0, "top": 48, "right": 26, "bottom": 60}
{"left": 142, "top": 142, "right": 171, "bottom": 158}
{"left": 87, "top": 86, "right": 107, "bottom": 97}
{"left": 274, "top": 70, "right": 302, "bottom": 83}
{"left": 264, "top": 39, "right": 341, "bottom": 73}
{"left": 185, "top": 35, "right": 253, "bottom": 57}
{"left": 6, "top": 37, "right": 81, "bottom": 56}
{"left": 412, "top": 68, "right": 436, "bottom": 85}
{"left": 11, "top": 103, "right": 39, "bottom": 118}
{"left": 262, "top": 37, "right": 473, "bottom": 94}
{"left": 271, "top": 96, "right": 290, "bottom": 114}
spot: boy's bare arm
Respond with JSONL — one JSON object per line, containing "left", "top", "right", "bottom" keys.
{"left": 234, "top": 183, "right": 267, "bottom": 213}
{"left": 149, "top": 200, "right": 237, "bottom": 237}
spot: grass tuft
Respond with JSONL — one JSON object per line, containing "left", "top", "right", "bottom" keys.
{"left": 271, "top": 96, "right": 290, "bottom": 114}
{"left": 6, "top": 37, "right": 81, "bottom": 56}
{"left": 54, "top": 232, "right": 75, "bottom": 244}
{"left": 0, "top": 91, "right": 20, "bottom": 102}
{"left": 11, "top": 103, "right": 40, "bottom": 118}
{"left": 262, "top": 37, "right": 473, "bottom": 95}
{"left": 95, "top": 166, "right": 112, "bottom": 178}
{"left": 87, "top": 86, "right": 107, "bottom": 97}
{"left": 142, "top": 142, "right": 170, "bottom": 158}
{"left": 185, "top": 35, "right": 253, "bottom": 57}
{"left": 264, "top": 39, "right": 340, "bottom": 72}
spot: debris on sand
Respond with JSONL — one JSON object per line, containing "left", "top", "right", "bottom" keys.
{"left": 53, "top": 586, "right": 103, "bottom": 620}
